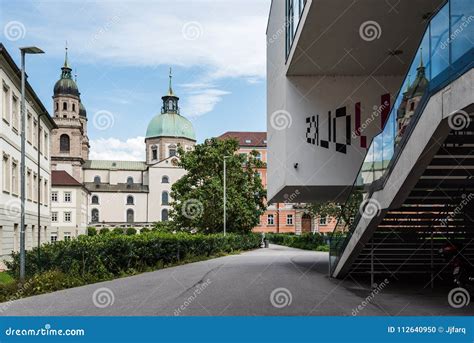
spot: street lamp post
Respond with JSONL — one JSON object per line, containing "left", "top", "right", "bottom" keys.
{"left": 223, "top": 156, "right": 231, "bottom": 236}
{"left": 19, "top": 46, "right": 44, "bottom": 282}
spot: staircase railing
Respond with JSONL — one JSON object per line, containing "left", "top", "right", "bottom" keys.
{"left": 329, "top": 0, "right": 474, "bottom": 275}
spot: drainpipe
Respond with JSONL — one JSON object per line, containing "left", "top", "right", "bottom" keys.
{"left": 276, "top": 202, "right": 280, "bottom": 233}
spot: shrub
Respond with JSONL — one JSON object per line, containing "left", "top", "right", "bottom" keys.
{"left": 265, "top": 233, "right": 325, "bottom": 251}
{"left": 140, "top": 228, "right": 150, "bottom": 234}
{"left": 316, "top": 245, "right": 329, "bottom": 252}
{"left": 99, "top": 228, "right": 110, "bottom": 235}
{"left": 87, "top": 227, "right": 97, "bottom": 236}
{"left": 125, "top": 228, "right": 137, "bottom": 236}
{"left": 112, "top": 228, "right": 124, "bottom": 235}
{"left": 6, "top": 232, "right": 261, "bottom": 280}
{"left": 0, "top": 270, "right": 86, "bottom": 303}
{"left": 153, "top": 221, "right": 175, "bottom": 233}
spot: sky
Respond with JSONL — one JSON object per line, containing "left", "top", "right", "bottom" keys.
{"left": 0, "top": 0, "right": 271, "bottom": 160}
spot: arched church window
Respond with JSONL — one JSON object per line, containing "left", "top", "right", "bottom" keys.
{"left": 162, "top": 191, "right": 169, "bottom": 205}
{"left": 94, "top": 176, "right": 101, "bottom": 184}
{"left": 55, "top": 102, "right": 58, "bottom": 111}
{"left": 91, "top": 208, "right": 99, "bottom": 223}
{"left": 91, "top": 195, "right": 99, "bottom": 204}
{"left": 161, "top": 209, "right": 169, "bottom": 221}
{"left": 63, "top": 102, "right": 67, "bottom": 110}
{"left": 59, "top": 134, "right": 70, "bottom": 152}
{"left": 72, "top": 103, "right": 76, "bottom": 112}
{"left": 162, "top": 176, "right": 169, "bottom": 183}
{"left": 127, "top": 195, "right": 134, "bottom": 205}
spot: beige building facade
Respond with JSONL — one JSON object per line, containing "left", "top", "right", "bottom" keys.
{"left": 0, "top": 44, "right": 57, "bottom": 266}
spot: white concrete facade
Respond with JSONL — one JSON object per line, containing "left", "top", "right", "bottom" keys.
{"left": 266, "top": 0, "right": 445, "bottom": 203}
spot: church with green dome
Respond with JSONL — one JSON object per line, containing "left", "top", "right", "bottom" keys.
{"left": 50, "top": 48, "right": 197, "bottom": 236}
{"left": 144, "top": 69, "right": 196, "bottom": 165}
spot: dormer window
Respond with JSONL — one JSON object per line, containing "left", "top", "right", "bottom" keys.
{"left": 245, "top": 139, "right": 251, "bottom": 144}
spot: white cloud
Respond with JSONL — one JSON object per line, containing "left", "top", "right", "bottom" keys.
{"left": 25, "top": 0, "right": 270, "bottom": 81}
{"left": 181, "top": 87, "right": 231, "bottom": 117}
{"left": 89, "top": 136, "right": 145, "bottom": 161}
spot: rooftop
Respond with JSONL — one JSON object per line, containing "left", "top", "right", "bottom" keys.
{"left": 51, "top": 170, "right": 82, "bottom": 187}
{"left": 218, "top": 131, "right": 267, "bottom": 148}
{"left": 83, "top": 160, "right": 147, "bottom": 171}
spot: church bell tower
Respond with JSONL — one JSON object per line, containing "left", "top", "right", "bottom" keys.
{"left": 50, "top": 44, "right": 90, "bottom": 182}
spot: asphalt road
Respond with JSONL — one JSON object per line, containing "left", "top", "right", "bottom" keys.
{"left": 0, "top": 245, "right": 471, "bottom": 316}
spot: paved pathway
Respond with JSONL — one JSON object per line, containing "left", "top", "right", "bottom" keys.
{"left": 0, "top": 245, "right": 471, "bottom": 316}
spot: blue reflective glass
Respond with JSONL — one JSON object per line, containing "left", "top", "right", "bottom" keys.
{"left": 431, "top": 4, "right": 450, "bottom": 78}
{"left": 451, "top": 0, "right": 474, "bottom": 61}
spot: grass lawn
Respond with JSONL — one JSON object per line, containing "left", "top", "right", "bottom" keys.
{"left": 0, "top": 271, "right": 14, "bottom": 285}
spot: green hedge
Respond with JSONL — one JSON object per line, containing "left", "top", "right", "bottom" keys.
{"left": 6, "top": 232, "right": 261, "bottom": 281}
{"left": 265, "top": 233, "right": 326, "bottom": 251}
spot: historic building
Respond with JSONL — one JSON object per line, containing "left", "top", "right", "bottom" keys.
{"left": 0, "top": 44, "right": 57, "bottom": 267}
{"left": 50, "top": 52, "right": 195, "bottom": 234}
{"left": 218, "top": 131, "right": 336, "bottom": 234}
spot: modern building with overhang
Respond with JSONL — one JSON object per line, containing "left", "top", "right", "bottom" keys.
{"left": 267, "top": 0, "right": 473, "bottom": 280}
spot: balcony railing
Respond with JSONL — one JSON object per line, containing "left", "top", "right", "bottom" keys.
{"left": 330, "top": 0, "right": 474, "bottom": 275}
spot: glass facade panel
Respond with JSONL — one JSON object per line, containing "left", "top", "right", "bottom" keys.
{"left": 431, "top": 4, "right": 450, "bottom": 78}
{"left": 450, "top": 0, "right": 474, "bottom": 61}
{"left": 285, "top": 0, "right": 307, "bottom": 58}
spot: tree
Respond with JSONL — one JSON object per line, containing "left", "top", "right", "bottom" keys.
{"left": 306, "top": 189, "right": 363, "bottom": 231}
{"left": 170, "top": 138, "right": 266, "bottom": 234}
